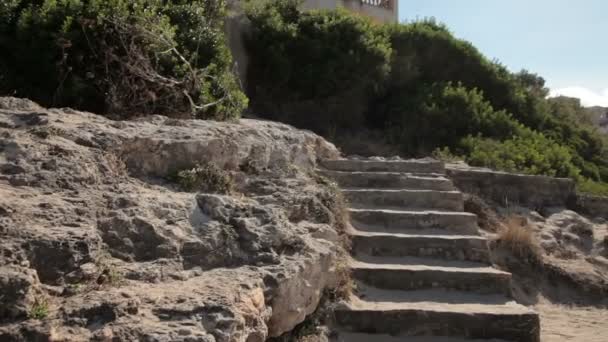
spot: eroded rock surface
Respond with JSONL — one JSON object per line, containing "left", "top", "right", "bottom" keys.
{"left": 485, "top": 204, "right": 608, "bottom": 302}
{"left": 0, "top": 97, "right": 343, "bottom": 341}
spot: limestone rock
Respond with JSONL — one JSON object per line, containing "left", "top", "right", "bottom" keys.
{"left": 0, "top": 97, "right": 342, "bottom": 340}
{"left": 0, "top": 266, "right": 43, "bottom": 320}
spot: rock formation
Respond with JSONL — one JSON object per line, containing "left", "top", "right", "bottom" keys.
{"left": 0, "top": 97, "right": 344, "bottom": 341}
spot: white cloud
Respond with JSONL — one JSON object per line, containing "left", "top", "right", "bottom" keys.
{"left": 549, "top": 87, "right": 608, "bottom": 107}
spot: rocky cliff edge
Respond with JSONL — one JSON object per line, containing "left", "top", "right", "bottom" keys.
{"left": 0, "top": 97, "right": 344, "bottom": 341}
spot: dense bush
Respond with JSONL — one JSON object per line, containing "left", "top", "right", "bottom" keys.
{"left": 0, "top": 0, "right": 247, "bottom": 119}
{"left": 461, "top": 132, "right": 580, "bottom": 179}
{"left": 245, "top": 0, "right": 391, "bottom": 133}
{"left": 383, "top": 22, "right": 513, "bottom": 105}
{"left": 383, "top": 83, "right": 521, "bottom": 155}
{"left": 544, "top": 97, "right": 608, "bottom": 180}
{"left": 244, "top": 1, "right": 608, "bottom": 195}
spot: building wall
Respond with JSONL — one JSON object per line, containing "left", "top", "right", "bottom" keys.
{"left": 302, "top": 0, "right": 398, "bottom": 23}
{"left": 301, "top": 0, "right": 341, "bottom": 11}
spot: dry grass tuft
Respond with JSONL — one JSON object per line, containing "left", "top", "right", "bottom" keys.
{"left": 330, "top": 252, "right": 354, "bottom": 300}
{"left": 172, "top": 163, "right": 235, "bottom": 194}
{"left": 497, "top": 216, "right": 542, "bottom": 263}
{"left": 103, "top": 152, "right": 129, "bottom": 178}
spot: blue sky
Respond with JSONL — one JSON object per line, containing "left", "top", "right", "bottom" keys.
{"left": 398, "top": 0, "right": 608, "bottom": 106}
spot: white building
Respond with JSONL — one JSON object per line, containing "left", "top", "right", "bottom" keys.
{"left": 302, "top": 0, "right": 399, "bottom": 24}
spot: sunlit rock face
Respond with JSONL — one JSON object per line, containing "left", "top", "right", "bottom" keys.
{"left": 0, "top": 97, "right": 343, "bottom": 341}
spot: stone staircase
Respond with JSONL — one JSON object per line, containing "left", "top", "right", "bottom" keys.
{"left": 319, "top": 158, "right": 540, "bottom": 342}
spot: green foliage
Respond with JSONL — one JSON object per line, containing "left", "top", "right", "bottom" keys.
{"left": 28, "top": 296, "right": 49, "bottom": 320}
{"left": 245, "top": 3, "right": 608, "bottom": 194}
{"left": 105, "top": 266, "right": 123, "bottom": 286}
{"left": 544, "top": 96, "right": 608, "bottom": 181}
{"left": 578, "top": 179, "right": 608, "bottom": 196}
{"left": 0, "top": 0, "right": 246, "bottom": 119}
{"left": 174, "top": 163, "right": 235, "bottom": 194}
{"left": 461, "top": 132, "right": 580, "bottom": 179}
{"left": 380, "top": 20, "right": 548, "bottom": 129}
{"left": 245, "top": 0, "right": 391, "bottom": 132}
{"left": 384, "top": 83, "right": 521, "bottom": 155}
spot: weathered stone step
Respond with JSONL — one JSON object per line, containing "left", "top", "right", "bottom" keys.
{"left": 335, "top": 288, "right": 540, "bottom": 342}
{"left": 350, "top": 257, "right": 511, "bottom": 295}
{"left": 320, "top": 159, "right": 445, "bottom": 174}
{"left": 318, "top": 169, "right": 454, "bottom": 191}
{"left": 344, "top": 189, "right": 464, "bottom": 211}
{"left": 349, "top": 209, "right": 478, "bottom": 235}
{"left": 351, "top": 231, "right": 489, "bottom": 263}
{"left": 333, "top": 332, "right": 511, "bottom": 341}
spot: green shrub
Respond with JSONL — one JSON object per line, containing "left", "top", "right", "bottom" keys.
{"left": 577, "top": 179, "right": 608, "bottom": 196}
{"left": 248, "top": 7, "right": 608, "bottom": 190}
{"left": 244, "top": 5, "right": 608, "bottom": 191}
{"left": 28, "top": 296, "right": 50, "bottom": 320}
{"left": 544, "top": 97, "right": 608, "bottom": 181}
{"left": 461, "top": 131, "right": 580, "bottom": 179}
{"left": 384, "top": 83, "right": 521, "bottom": 155}
{"left": 245, "top": 0, "right": 391, "bottom": 133}
{"left": 381, "top": 20, "right": 545, "bottom": 127}
{"left": 0, "top": 0, "right": 246, "bottom": 119}
{"left": 174, "top": 163, "right": 235, "bottom": 194}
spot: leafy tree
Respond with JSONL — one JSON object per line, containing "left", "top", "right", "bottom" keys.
{"left": 245, "top": 0, "right": 391, "bottom": 133}
{"left": 244, "top": 2, "right": 608, "bottom": 194}
{"left": 383, "top": 83, "right": 521, "bottom": 155}
{"left": 0, "top": 0, "right": 247, "bottom": 119}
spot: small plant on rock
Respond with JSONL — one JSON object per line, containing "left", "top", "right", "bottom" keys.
{"left": 432, "top": 147, "right": 463, "bottom": 163}
{"left": 108, "top": 267, "right": 123, "bottom": 286}
{"left": 103, "top": 152, "right": 129, "bottom": 178}
{"left": 96, "top": 266, "right": 124, "bottom": 287}
{"left": 28, "top": 296, "right": 50, "bottom": 320}
{"left": 95, "top": 253, "right": 125, "bottom": 287}
{"left": 174, "top": 163, "right": 235, "bottom": 194}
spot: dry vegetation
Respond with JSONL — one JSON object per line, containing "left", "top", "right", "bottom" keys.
{"left": 471, "top": 195, "right": 608, "bottom": 341}
{"left": 496, "top": 216, "right": 542, "bottom": 263}
{"left": 172, "top": 163, "right": 235, "bottom": 194}
{"left": 102, "top": 152, "right": 129, "bottom": 178}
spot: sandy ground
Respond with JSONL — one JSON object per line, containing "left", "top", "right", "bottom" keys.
{"left": 537, "top": 300, "right": 608, "bottom": 342}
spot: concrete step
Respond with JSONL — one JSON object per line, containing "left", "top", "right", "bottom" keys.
{"left": 333, "top": 332, "right": 509, "bottom": 342}
{"left": 335, "top": 287, "right": 540, "bottom": 342}
{"left": 320, "top": 159, "right": 445, "bottom": 174}
{"left": 351, "top": 231, "right": 490, "bottom": 263}
{"left": 350, "top": 257, "right": 511, "bottom": 295}
{"left": 318, "top": 169, "right": 454, "bottom": 191}
{"left": 344, "top": 189, "right": 464, "bottom": 211}
{"left": 349, "top": 209, "right": 478, "bottom": 235}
